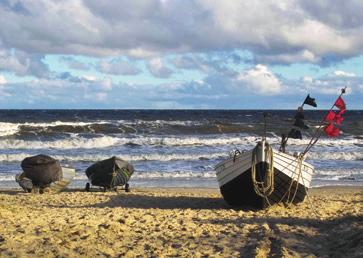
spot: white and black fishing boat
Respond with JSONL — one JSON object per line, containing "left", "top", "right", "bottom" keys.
{"left": 215, "top": 139, "right": 314, "bottom": 208}
{"left": 215, "top": 89, "right": 347, "bottom": 209}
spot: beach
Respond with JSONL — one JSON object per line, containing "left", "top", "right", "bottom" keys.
{"left": 0, "top": 186, "right": 362, "bottom": 257}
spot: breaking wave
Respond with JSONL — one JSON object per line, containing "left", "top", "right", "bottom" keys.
{"left": 0, "top": 133, "right": 360, "bottom": 151}
{"left": 0, "top": 152, "right": 228, "bottom": 163}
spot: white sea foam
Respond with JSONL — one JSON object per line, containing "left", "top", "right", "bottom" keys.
{"left": 0, "top": 174, "right": 16, "bottom": 181}
{"left": 307, "top": 151, "right": 363, "bottom": 161}
{"left": 0, "top": 152, "right": 228, "bottom": 163}
{"left": 0, "top": 133, "right": 360, "bottom": 151}
{"left": 0, "top": 170, "right": 215, "bottom": 181}
{"left": 0, "top": 123, "right": 21, "bottom": 137}
{"left": 1, "top": 149, "right": 361, "bottom": 163}
{"left": 0, "top": 120, "right": 206, "bottom": 137}
{"left": 132, "top": 119, "right": 204, "bottom": 126}
{"left": 0, "top": 135, "right": 121, "bottom": 149}
{"left": 0, "top": 121, "right": 111, "bottom": 137}
{"left": 0, "top": 135, "right": 256, "bottom": 149}
{"left": 131, "top": 170, "right": 216, "bottom": 179}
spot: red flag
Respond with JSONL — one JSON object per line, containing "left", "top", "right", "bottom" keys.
{"left": 335, "top": 109, "right": 346, "bottom": 125}
{"left": 334, "top": 96, "right": 346, "bottom": 110}
{"left": 324, "top": 123, "right": 340, "bottom": 137}
{"left": 324, "top": 110, "right": 336, "bottom": 122}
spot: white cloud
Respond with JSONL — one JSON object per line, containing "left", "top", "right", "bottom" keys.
{"left": 0, "top": 75, "right": 7, "bottom": 84}
{"left": 0, "top": 1, "right": 362, "bottom": 63}
{"left": 82, "top": 75, "right": 97, "bottom": 81}
{"left": 255, "top": 50, "right": 320, "bottom": 64}
{"left": 303, "top": 76, "right": 313, "bottom": 83}
{"left": 1, "top": 69, "right": 363, "bottom": 108}
{"left": 147, "top": 58, "right": 173, "bottom": 78}
{"left": 300, "top": 74, "right": 355, "bottom": 95}
{"left": 333, "top": 70, "right": 356, "bottom": 77}
{"left": 237, "top": 65, "right": 283, "bottom": 95}
{"left": 0, "top": 48, "right": 49, "bottom": 77}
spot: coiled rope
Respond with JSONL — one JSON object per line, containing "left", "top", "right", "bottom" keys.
{"left": 251, "top": 141, "right": 275, "bottom": 198}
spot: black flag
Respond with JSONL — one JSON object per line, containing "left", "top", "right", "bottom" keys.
{"left": 303, "top": 94, "right": 317, "bottom": 107}
{"left": 288, "top": 129, "right": 302, "bottom": 139}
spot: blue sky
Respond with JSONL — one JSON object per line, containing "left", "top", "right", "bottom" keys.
{"left": 0, "top": 0, "right": 362, "bottom": 109}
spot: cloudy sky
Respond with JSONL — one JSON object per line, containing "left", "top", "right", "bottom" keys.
{"left": 0, "top": 0, "right": 362, "bottom": 109}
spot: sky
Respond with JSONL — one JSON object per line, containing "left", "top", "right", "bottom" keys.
{"left": 0, "top": 0, "right": 362, "bottom": 109}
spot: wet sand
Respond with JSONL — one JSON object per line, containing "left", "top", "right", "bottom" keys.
{"left": 0, "top": 186, "right": 362, "bottom": 257}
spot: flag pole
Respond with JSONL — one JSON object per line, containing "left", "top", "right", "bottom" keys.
{"left": 301, "top": 87, "right": 347, "bottom": 156}
{"left": 280, "top": 94, "right": 313, "bottom": 152}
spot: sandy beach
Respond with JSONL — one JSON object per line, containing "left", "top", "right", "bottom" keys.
{"left": 0, "top": 186, "right": 362, "bottom": 257}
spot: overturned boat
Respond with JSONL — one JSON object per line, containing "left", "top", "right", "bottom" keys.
{"left": 16, "top": 154, "right": 75, "bottom": 193}
{"left": 215, "top": 140, "right": 314, "bottom": 208}
{"left": 215, "top": 89, "right": 347, "bottom": 209}
{"left": 85, "top": 156, "right": 134, "bottom": 192}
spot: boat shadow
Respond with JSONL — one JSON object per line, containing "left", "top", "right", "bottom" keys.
{"left": 0, "top": 189, "right": 22, "bottom": 195}
{"left": 86, "top": 193, "right": 232, "bottom": 210}
{"left": 0, "top": 188, "right": 283, "bottom": 211}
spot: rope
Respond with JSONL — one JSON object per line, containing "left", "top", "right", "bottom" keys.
{"left": 251, "top": 141, "right": 275, "bottom": 198}
{"left": 286, "top": 154, "right": 304, "bottom": 205}
{"left": 110, "top": 163, "right": 117, "bottom": 189}
{"left": 300, "top": 175, "right": 320, "bottom": 218}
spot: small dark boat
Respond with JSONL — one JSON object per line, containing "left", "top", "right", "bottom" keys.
{"left": 16, "top": 154, "right": 75, "bottom": 193}
{"left": 85, "top": 156, "right": 134, "bottom": 192}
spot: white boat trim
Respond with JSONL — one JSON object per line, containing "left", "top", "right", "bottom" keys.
{"left": 215, "top": 146, "right": 314, "bottom": 188}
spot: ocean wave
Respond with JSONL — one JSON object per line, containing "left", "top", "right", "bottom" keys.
{"left": 131, "top": 170, "right": 216, "bottom": 179}
{"left": 313, "top": 168, "right": 363, "bottom": 182}
{"left": 0, "top": 170, "right": 216, "bottom": 182}
{"left": 73, "top": 170, "right": 217, "bottom": 180}
{"left": 0, "top": 175, "right": 16, "bottom": 181}
{"left": 0, "top": 133, "right": 360, "bottom": 151}
{"left": 306, "top": 151, "right": 363, "bottom": 161}
{"left": 0, "top": 136, "right": 121, "bottom": 149}
{"left": 0, "top": 121, "right": 110, "bottom": 136}
{"left": 0, "top": 152, "right": 228, "bottom": 163}
{"left": 0, "top": 120, "right": 209, "bottom": 137}
{"left": 1, "top": 148, "right": 361, "bottom": 163}
{"left": 0, "top": 122, "right": 22, "bottom": 137}
{"left": 0, "top": 135, "right": 261, "bottom": 149}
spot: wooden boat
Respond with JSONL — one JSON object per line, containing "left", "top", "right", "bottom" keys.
{"left": 215, "top": 140, "right": 314, "bottom": 208}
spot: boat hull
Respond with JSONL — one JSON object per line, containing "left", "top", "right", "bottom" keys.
{"left": 215, "top": 142, "right": 314, "bottom": 209}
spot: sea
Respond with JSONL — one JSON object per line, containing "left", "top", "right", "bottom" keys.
{"left": 0, "top": 110, "right": 362, "bottom": 189}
